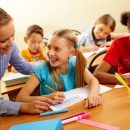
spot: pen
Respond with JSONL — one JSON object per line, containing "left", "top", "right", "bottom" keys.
{"left": 115, "top": 73, "right": 130, "bottom": 94}
{"left": 62, "top": 112, "right": 86, "bottom": 121}
{"left": 45, "top": 85, "right": 56, "bottom": 92}
{"left": 40, "top": 108, "right": 68, "bottom": 116}
{"left": 32, "top": 56, "right": 39, "bottom": 61}
{"left": 62, "top": 113, "right": 89, "bottom": 125}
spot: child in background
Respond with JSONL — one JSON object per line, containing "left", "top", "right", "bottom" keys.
{"left": 20, "top": 24, "right": 46, "bottom": 62}
{"left": 16, "top": 29, "right": 101, "bottom": 109}
{"left": 78, "top": 14, "right": 117, "bottom": 52}
{"left": 93, "top": 12, "right": 130, "bottom": 84}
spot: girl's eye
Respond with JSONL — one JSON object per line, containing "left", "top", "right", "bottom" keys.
{"left": 55, "top": 47, "right": 60, "bottom": 51}
{"left": 0, "top": 40, "right": 7, "bottom": 43}
{"left": 99, "top": 28, "right": 103, "bottom": 32}
{"left": 48, "top": 46, "right": 51, "bottom": 50}
{"left": 31, "top": 41, "right": 36, "bottom": 43}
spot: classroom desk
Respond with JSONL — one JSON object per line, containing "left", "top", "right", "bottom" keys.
{"left": 86, "top": 49, "right": 107, "bottom": 68}
{"left": 0, "top": 82, "right": 24, "bottom": 101}
{"left": 1, "top": 85, "right": 130, "bottom": 130}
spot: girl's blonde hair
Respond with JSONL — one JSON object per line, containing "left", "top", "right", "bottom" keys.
{"left": 0, "top": 8, "right": 12, "bottom": 27}
{"left": 95, "top": 14, "right": 116, "bottom": 32}
{"left": 48, "top": 29, "right": 87, "bottom": 90}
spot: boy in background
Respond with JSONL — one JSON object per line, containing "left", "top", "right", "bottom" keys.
{"left": 20, "top": 24, "right": 47, "bottom": 62}
{"left": 0, "top": 7, "right": 53, "bottom": 116}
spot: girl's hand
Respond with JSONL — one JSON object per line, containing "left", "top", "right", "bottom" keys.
{"left": 85, "top": 94, "right": 102, "bottom": 109}
{"left": 100, "top": 41, "right": 111, "bottom": 48}
{"left": 88, "top": 45, "right": 99, "bottom": 51}
{"left": 46, "top": 92, "right": 65, "bottom": 104}
{"left": 79, "top": 45, "right": 99, "bottom": 52}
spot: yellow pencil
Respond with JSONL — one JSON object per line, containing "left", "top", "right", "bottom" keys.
{"left": 45, "top": 85, "right": 56, "bottom": 92}
{"left": 115, "top": 73, "right": 130, "bottom": 95}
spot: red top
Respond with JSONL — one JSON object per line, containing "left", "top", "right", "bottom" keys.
{"left": 127, "top": 83, "right": 130, "bottom": 88}
{"left": 104, "top": 36, "right": 130, "bottom": 74}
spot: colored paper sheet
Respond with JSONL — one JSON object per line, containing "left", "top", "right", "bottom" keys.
{"left": 77, "top": 119, "right": 120, "bottom": 130}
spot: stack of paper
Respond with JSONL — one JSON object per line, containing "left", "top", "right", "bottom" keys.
{"left": 1, "top": 72, "right": 30, "bottom": 87}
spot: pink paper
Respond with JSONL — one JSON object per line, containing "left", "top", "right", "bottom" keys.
{"left": 77, "top": 119, "right": 120, "bottom": 130}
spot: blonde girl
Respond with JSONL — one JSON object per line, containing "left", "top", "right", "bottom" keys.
{"left": 16, "top": 29, "right": 101, "bottom": 109}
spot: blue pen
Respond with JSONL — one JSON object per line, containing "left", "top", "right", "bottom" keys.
{"left": 32, "top": 56, "right": 39, "bottom": 61}
{"left": 40, "top": 108, "right": 68, "bottom": 116}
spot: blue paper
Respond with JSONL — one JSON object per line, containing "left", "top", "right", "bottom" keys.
{"left": 10, "top": 118, "right": 62, "bottom": 130}
{"left": 40, "top": 108, "right": 68, "bottom": 116}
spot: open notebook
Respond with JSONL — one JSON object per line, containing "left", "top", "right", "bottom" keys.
{"left": 50, "top": 85, "right": 112, "bottom": 111}
{"left": 1, "top": 72, "right": 30, "bottom": 87}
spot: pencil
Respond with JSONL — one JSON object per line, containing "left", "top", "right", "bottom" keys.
{"left": 45, "top": 85, "right": 56, "bottom": 92}
{"left": 115, "top": 73, "right": 130, "bottom": 94}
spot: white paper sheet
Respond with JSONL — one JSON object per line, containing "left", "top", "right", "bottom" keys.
{"left": 83, "top": 47, "right": 105, "bottom": 58}
{"left": 115, "top": 85, "right": 125, "bottom": 88}
{"left": 50, "top": 84, "right": 112, "bottom": 110}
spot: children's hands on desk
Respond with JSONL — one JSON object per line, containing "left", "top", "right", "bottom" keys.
{"left": 85, "top": 94, "right": 102, "bottom": 109}
{"left": 100, "top": 41, "right": 111, "bottom": 48}
{"left": 20, "top": 97, "right": 54, "bottom": 114}
{"left": 46, "top": 92, "right": 65, "bottom": 104}
{"left": 80, "top": 45, "right": 99, "bottom": 52}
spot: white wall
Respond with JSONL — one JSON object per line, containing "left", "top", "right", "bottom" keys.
{"left": 0, "top": 0, "right": 129, "bottom": 49}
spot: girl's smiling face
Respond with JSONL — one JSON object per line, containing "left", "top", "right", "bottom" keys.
{"left": 94, "top": 23, "right": 112, "bottom": 40}
{"left": 47, "top": 36, "right": 74, "bottom": 69}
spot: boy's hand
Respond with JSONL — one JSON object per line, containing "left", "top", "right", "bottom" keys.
{"left": 20, "top": 97, "right": 54, "bottom": 114}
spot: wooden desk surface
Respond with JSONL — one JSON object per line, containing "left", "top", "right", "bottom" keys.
{"left": 1, "top": 83, "right": 24, "bottom": 95}
{"left": 1, "top": 86, "right": 130, "bottom": 130}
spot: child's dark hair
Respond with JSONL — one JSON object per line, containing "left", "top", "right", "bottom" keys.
{"left": 0, "top": 8, "right": 12, "bottom": 27}
{"left": 48, "top": 29, "right": 87, "bottom": 90}
{"left": 95, "top": 14, "right": 116, "bottom": 32}
{"left": 120, "top": 12, "right": 130, "bottom": 27}
{"left": 26, "top": 24, "right": 44, "bottom": 38}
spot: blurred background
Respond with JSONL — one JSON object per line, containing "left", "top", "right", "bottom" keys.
{"left": 0, "top": 0, "right": 129, "bottom": 49}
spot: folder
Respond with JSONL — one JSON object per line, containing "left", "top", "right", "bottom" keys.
{"left": 10, "top": 118, "right": 62, "bottom": 130}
